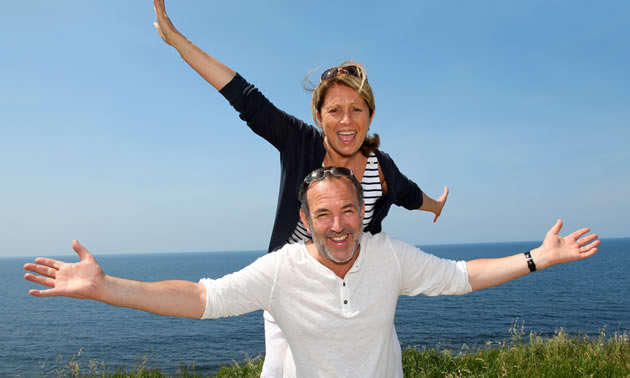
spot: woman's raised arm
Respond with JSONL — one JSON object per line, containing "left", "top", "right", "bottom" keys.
{"left": 153, "top": 0, "right": 236, "bottom": 90}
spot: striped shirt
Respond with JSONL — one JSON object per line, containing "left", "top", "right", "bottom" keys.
{"left": 287, "top": 152, "right": 383, "bottom": 244}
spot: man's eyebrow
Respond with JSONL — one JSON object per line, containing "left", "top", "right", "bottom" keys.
{"left": 312, "top": 207, "right": 330, "bottom": 216}
{"left": 342, "top": 202, "right": 359, "bottom": 210}
{"left": 311, "top": 200, "right": 358, "bottom": 215}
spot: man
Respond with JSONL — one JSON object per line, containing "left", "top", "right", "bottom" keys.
{"left": 24, "top": 167, "right": 599, "bottom": 378}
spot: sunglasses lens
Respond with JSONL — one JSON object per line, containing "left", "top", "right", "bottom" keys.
{"left": 320, "top": 68, "right": 338, "bottom": 81}
{"left": 320, "top": 65, "right": 361, "bottom": 81}
{"left": 306, "top": 170, "right": 322, "bottom": 184}
{"left": 331, "top": 167, "right": 352, "bottom": 177}
{"left": 342, "top": 66, "right": 358, "bottom": 77}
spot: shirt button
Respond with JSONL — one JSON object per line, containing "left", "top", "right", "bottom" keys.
{"left": 344, "top": 300, "right": 348, "bottom": 304}
{"left": 343, "top": 282, "right": 346, "bottom": 286}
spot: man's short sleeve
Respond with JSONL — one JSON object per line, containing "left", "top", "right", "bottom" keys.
{"left": 199, "top": 253, "right": 279, "bottom": 319}
{"left": 387, "top": 236, "right": 472, "bottom": 297}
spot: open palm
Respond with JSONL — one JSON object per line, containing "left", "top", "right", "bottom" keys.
{"left": 24, "top": 240, "right": 105, "bottom": 300}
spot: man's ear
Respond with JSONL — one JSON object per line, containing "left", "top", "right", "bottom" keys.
{"left": 299, "top": 208, "right": 311, "bottom": 233}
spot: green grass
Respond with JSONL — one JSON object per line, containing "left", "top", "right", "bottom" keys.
{"left": 44, "top": 328, "right": 630, "bottom": 377}
{"left": 401, "top": 327, "right": 630, "bottom": 377}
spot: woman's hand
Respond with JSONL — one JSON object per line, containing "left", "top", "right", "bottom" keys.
{"left": 419, "top": 186, "right": 449, "bottom": 223}
{"left": 151, "top": 0, "right": 236, "bottom": 90}
{"left": 432, "top": 186, "right": 449, "bottom": 223}
{"left": 153, "top": 0, "right": 187, "bottom": 49}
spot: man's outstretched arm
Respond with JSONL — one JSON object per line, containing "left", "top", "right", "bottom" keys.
{"left": 466, "top": 219, "right": 600, "bottom": 291}
{"left": 24, "top": 240, "right": 206, "bottom": 319}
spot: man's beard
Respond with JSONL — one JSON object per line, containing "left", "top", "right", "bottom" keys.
{"left": 310, "top": 223, "right": 363, "bottom": 264}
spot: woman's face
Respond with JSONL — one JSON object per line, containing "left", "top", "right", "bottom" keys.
{"left": 318, "top": 84, "right": 374, "bottom": 158}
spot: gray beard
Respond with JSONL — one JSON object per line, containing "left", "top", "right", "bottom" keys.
{"left": 310, "top": 224, "right": 363, "bottom": 264}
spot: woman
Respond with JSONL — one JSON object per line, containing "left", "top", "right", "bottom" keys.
{"left": 152, "top": 0, "right": 448, "bottom": 375}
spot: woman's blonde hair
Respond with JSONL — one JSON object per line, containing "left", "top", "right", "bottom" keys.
{"left": 305, "top": 61, "right": 379, "bottom": 156}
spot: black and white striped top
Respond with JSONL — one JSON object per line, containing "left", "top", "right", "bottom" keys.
{"left": 287, "top": 152, "right": 383, "bottom": 244}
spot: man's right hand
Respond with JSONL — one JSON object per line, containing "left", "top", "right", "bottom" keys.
{"left": 24, "top": 240, "right": 106, "bottom": 300}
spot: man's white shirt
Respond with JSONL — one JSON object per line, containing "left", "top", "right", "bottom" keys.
{"left": 200, "top": 232, "right": 471, "bottom": 378}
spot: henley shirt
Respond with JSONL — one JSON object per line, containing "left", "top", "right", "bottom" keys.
{"left": 200, "top": 232, "right": 471, "bottom": 377}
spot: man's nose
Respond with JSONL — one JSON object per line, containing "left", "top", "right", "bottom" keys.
{"left": 331, "top": 215, "right": 344, "bottom": 232}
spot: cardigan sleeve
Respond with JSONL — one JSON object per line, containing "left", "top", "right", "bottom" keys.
{"left": 219, "top": 73, "right": 314, "bottom": 152}
{"left": 219, "top": 73, "right": 326, "bottom": 252}
{"left": 377, "top": 150, "right": 423, "bottom": 210}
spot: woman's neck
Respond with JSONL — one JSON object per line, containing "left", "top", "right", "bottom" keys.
{"left": 323, "top": 149, "right": 368, "bottom": 182}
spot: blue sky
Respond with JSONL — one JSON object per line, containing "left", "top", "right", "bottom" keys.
{"left": 1, "top": 1, "right": 628, "bottom": 257}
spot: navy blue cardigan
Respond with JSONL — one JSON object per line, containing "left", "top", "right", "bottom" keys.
{"left": 221, "top": 74, "right": 423, "bottom": 252}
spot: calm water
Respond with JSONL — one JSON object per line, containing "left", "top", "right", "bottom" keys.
{"left": 1, "top": 238, "right": 628, "bottom": 376}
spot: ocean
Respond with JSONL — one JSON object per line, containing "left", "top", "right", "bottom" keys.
{"left": 1, "top": 238, "right": 629, "bottom": 376}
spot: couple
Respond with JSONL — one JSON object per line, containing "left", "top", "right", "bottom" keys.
{"left": 24, "top": 1, "right": 600, "bottom": 376}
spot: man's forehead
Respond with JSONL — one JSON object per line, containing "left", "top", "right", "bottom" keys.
{"left": 306, "top": 177, "right": 359, "bottom": 207}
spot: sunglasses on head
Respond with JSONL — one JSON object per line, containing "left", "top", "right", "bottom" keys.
{"left": 303, "top": 166, "right": 355, "bottom": 185}
{"left": 320, "top": 65, "right": 361, "bottom": 81}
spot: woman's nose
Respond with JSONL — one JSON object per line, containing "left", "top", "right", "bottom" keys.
{"left": 339, "top": 111, "right": 351, "bottom": 124}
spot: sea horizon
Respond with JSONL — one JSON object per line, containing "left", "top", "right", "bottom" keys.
{"left": 4, "top": 236, "right": 628, "bottom": 260}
